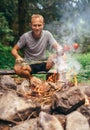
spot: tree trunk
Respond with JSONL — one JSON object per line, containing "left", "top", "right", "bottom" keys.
{"left": 18, "top": 0, "right": 28, "bottom": 36}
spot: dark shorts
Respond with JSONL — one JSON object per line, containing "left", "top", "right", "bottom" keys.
{"left": 30, "top": 62, "right": 48, "bottom": 74}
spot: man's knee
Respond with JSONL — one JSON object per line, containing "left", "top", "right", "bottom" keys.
{"left": 14, "top": 64, "right": 32, "bottom": 77}
{"left": 46, "top": 61, "right": 54, "bottom": 70}
{"left": 14, "top": 64, "right": 22, "bottom": 75}
{"left": 22, "top": 65, "right": 31, "bottom": 72}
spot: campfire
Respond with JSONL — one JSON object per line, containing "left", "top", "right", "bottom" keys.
{"left": 0, "top": 44, "right": 89, "bottom": 129}
{"left": 0, "top": 73, "right": 90, "bottom": 130}
{"left": 0, "top": 47, "right": 90, "bottom": 129}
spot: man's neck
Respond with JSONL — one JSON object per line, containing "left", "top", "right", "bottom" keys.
{"left": 32, "top": 31, "right": 42, "bottom": 40}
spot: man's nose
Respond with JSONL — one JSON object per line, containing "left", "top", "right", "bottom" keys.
{"left": 36, "top": 25, "right": 39, "bottom": 29}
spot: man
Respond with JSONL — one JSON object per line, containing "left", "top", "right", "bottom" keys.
{"left": 11, "top": 14, "right": 63, "bottom": 79}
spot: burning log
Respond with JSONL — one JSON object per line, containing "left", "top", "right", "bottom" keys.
{"left": 46, "top": 73, "right": 59, "bottom": 82}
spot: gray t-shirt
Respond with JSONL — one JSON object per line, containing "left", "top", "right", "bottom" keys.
{"left": 17, "top": 30, "right": 57, "bottom": 63}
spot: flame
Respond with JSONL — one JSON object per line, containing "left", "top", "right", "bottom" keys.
{"left": 47, "top": 73, "right": 59, "bottom": 82}
{"left": 66, "top": 68, "right": 78, "bottom": 86}
{"left": 36, "top": 85, "right": 44, "bottom": 96}
{"left": 85, "top": 95, "right": 90, "bottom": 106}
{"left": 74, "top": 74, "right": 78, "bottom": 86}
{"left": 47, "top": 71, "right": 78, "bottom": 87}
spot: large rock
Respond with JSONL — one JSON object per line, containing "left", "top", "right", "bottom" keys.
{"left": 78, "top": 105, "right": 90, "bottom": 126}
{"left": 0, "top": 75, "right": 17, "bottom": 90}
{"left": 10, "top": 118, "right": 37, "bottom": 130}
{"left": 0, "top": 91, "right": 41, "bottom": 122}
{"left": 17, "top": 80, "right": 30, "bottom": 94}
{"left": 38, "top": 111, "right": 64, "bottom": 130}
{"left": 52, "top": 87, "right": 85, "bottom": 114}
{"left": 66, "top": 111, "right": 90, "bottom": 130}
{"left": 78, "top": 85, "right": 90, "bottom": 97}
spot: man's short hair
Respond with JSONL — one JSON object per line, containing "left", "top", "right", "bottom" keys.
{"left": 30, "top": 14, "right": 44, "bottom": 23}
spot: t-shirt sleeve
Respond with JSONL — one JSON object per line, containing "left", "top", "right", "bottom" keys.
{"left": 47, "top": 31, "right": 57, "bottom": 46}
{"left": 17, "top": 34, "right": 26, "bottom": 48}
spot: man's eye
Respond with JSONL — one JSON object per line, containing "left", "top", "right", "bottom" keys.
{"left": 38, "top": 24, "right": 41, "bottom": 26}
{"left": 33, "top": 25, "right": 36, "bottom": 27}
{"left": 33, "top": 25, "right": 41, "bottom": 27}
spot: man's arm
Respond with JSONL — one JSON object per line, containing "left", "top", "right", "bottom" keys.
{"left": 11, "top": 44, "right": 24, "bottom": 61}
{"left": 11, "top": 44, "right": 31, "bottom": 78}
{"left": 52, "top": 42, "right": 63, "bottom": 52}
{"left": 52, "top": 42, "right": 64, "bottom": 56}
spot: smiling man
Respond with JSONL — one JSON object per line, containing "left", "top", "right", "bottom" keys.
{"left": 11, "top": 14, "right": 63, "bottom": 79}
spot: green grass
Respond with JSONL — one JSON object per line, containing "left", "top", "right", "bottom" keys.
{"left": 0, "top": 43, "right": 15, "bottom": 69}
{"left": 75, "top": 53, "right": 90, "bottom": 82}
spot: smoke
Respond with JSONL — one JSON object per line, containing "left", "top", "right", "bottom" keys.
{"left": 45, "top": 1, "right": 90, "bottom": 46}
{"left": 53, "top": 53, "right": 81, "bottom": 82}
{"left": 45, "top": 1, "right": 90, "bottom": 81}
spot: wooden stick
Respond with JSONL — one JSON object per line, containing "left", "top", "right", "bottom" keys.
{"left": 0, "top": 70, "right": 16, "bottom": 75}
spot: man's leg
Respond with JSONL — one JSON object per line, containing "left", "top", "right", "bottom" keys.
{"left": 46, "top": 55, "right": 55, "bottom": 70}
{"left": 14, "top": 63, "right": 32, "bottom": 79}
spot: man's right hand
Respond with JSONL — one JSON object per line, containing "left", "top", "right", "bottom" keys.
{"left": 15, "top": 57, "right": 24, "bottom": 64}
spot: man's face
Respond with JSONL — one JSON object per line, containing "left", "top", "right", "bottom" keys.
{"left": 30, "top": 17, "right": 44, "bottom": 38}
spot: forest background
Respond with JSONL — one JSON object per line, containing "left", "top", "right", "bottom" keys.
{"left": 0, "top": 0, "right": 90, "bottom": 82}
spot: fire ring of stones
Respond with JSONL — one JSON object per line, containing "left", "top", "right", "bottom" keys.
{"left": 0, "top": 75, "right": 90, "bottom": 130}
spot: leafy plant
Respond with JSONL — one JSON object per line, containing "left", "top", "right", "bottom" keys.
{"left": 0, "top": 43, "right": 15, "bottom": 69}
{"left": 76, "top": 53, "right": 90, "bottom": 82}
{"left": 0, "top": 13, "right": 14, "bottom": 44}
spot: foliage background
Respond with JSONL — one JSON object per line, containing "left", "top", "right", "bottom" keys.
{"left": 0, "top": 0, "right": 90, "bottom": 51}
{"left": 0, "top": 0, "right": 90, "bottom": 82}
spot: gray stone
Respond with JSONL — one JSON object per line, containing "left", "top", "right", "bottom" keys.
{"left": 17, "top": 80, "right": 30, "bottom": 94}
{"left": 78, "top": 105, "right": 90, "bottom": 126}
{"left": 52, "top": 87, "right": 85, "bottom": 114}
{"left": 0, "top": 75, "right": 17, "bottom": 90}
{"left": 38, "top": 111, "right": 64, "bottom": 130}
{"left": 78, "top": 85, "right": 90, "bottom": 96}
{"left": 10, "top": 118, "right": 37, "bottom": 130}
{"left": 66, "top": 111, "right": 90, "bottom": 130}
{"left": 41, "top": 104, "right": 52, "bottom": 113}
{"left": 0, "top": 91, "right": 41, "bottom": 122}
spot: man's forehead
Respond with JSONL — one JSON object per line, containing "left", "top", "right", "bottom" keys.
{"left": 31, "top": 17, "right": 44, "bottom": 23}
